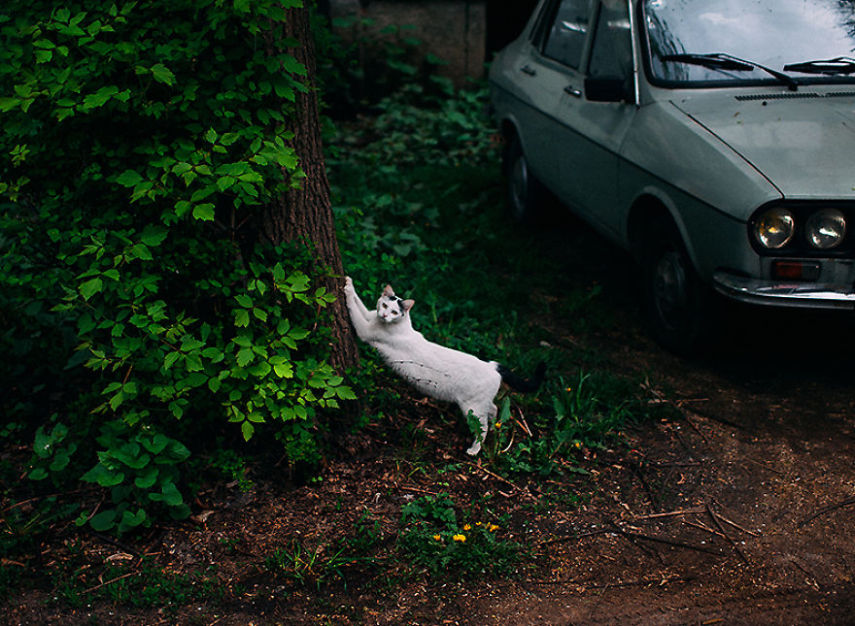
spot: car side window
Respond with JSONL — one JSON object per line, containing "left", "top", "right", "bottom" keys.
{"left": 542, "top": 0, "right": 591, "bottom": 69}
{"left": 588, "top": 0, "right": 632, "bottom": 80}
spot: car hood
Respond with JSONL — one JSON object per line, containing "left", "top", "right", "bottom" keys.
{"left": 671, "top": 92, "right": 855, "bottom": 200}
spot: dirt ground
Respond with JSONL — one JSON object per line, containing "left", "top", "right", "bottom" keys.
{"left": 6, "top": 218, "right": 855, "bottom": 625}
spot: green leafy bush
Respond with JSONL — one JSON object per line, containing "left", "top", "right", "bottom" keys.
{"left": 1, "top": 0, "right": 352, "bottom": 533}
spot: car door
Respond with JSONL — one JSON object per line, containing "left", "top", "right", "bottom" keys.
{"left": 515, "top": 0, "right": 593, "bottom": 192}
{"left": 549, "top": 0, "right": 638, "bottom": 239}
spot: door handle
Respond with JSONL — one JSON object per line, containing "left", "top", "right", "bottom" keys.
{"left": 520, "top": 65, "right": 537, "bottom": 76}
{"left": 564, "top": 85, "right": 582, "bottom": 98}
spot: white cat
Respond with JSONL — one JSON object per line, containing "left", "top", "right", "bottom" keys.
{"left": 343, "top": 277, "right": 544, "bottom": 455}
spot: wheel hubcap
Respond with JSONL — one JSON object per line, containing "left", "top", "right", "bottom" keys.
{"left": 653, "top": 250, "right": 688, "bottom": 327}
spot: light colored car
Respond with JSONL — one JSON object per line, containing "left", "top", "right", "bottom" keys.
{"left": 489, "top": 0, "right": 855, "bottom": 352}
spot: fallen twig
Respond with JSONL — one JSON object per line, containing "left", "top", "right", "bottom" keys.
{"left": 613, "top": 523, "right": 726, "bottom": 557}
{"left": 400, "top": 485, "right": 438, "bottom": 496}
{"left": 710, "top": 502, "right": 759, "bottom": 537}
{"left": 707, "top": 504, "right": 750, "bottom": 564}
{"left": 538, "top": 528, "right": 612, "bottom": 547}
{"left": 797, "top": 495, "right": 855, "bottom": 528}
{"left": 464, "top": 461, "right": 534, "bottom": 498}
{"left": 632, "top": 507, "right": 704, "bottom": 521}
{"left": 744, "top": 457, "right": 785, "bottom": 476}
{"left": 683, "top": 517, "right": 726, "bottom": 538}
{"left": 82, "top": 570, "right": 139, "bottom": 595}
{"left": 513, "top": 406, "right": 533, "bottom": 438}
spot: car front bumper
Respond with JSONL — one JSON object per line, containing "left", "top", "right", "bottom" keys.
{"left": 713, "top": 270, "right": 855, "bottom": 310}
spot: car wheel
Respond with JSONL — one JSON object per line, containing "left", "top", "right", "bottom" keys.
{"left": 642, "top": 218, "right": 714, "bottom": 355}
{"left": 504, "top": 134, "right": 545, "bottom": 224}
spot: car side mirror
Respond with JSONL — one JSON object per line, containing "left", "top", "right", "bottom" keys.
{"left": 585, "top": 76, "right": 632, "bottom": 103}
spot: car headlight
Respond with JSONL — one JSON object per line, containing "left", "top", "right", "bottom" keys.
{"left": 754, "top": 208, "right": 795, "bottom": 249}
{"left": 806, "top": 209, "right": 846, "bottom": 250}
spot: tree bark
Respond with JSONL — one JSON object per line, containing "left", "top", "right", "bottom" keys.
{"left": 262, "top": 6, "right": 358, "bottom": 374}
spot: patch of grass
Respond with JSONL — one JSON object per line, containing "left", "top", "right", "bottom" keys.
{"left": 264, "top": 511, "right": 384, "bottom": 593}
{"left": 397, "top": 493, "right": 526, "bottom": 578}
{"left": 480, "top": 370, "right": 663, "bottom": 478}
{"left": 48, "top": 554, "right": 222, "bottom": 613}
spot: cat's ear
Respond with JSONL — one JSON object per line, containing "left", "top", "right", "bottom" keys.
{"left": 401, "top": 299, "right": 415, "bottom": 313}
{"left": 383, "top": 284, "right": 395, "bottom": 298}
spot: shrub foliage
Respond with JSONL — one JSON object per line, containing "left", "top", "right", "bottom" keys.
{"left": 0, "top": 0, "right": 353, "bottom": 533}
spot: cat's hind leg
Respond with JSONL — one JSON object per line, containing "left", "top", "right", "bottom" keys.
{"left": 463, "top": 402, "right": 497, "bottom": 456}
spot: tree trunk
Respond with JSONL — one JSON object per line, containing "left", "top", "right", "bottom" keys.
{"left": 262, "top": 6, "right": 358, "bottom": 374}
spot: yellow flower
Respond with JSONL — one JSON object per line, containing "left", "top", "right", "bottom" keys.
{"left": 463, "top": 524, "right": 471, "bottom": 531}
{"left": 452, "top": 534, "right": 466, "bottom": 543}
{"left": 433, "top": 534, "right": 441, "bottom": 541}
{"left": 495, "top": 421, "right": 502, "bottom": 429}
{"left": 487, "top": 524, "right": 499, "bottom": 533}
{"left": 574, "top": 441, "right": 582, "bottom": 449}
{"left": 475, "top": 521, "right": 482, "bottom": 526}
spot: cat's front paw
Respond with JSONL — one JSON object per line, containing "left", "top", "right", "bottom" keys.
{"left": 343, "top": 276, "right": 354, "bottom": 294}
{"left": 466, "top": 441, "right": 482, "bottom": 456}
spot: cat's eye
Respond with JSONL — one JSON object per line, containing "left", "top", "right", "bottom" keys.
{"left": 382, "top": 303, "right": 387, "bottom": 309}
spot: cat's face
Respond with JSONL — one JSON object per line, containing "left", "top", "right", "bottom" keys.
{"left": 376, "top": 285, "right": 414, "bottom": 324}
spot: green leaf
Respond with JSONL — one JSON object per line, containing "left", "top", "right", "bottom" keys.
{"left": 118, "top": 508, "right": 147, "bottom": 533}
{"left": 0, "top": 97, "right": 20, "bottom": 112}
{"left": 236, "top": 348, "right": 254, "bottom": 367}
{"left": 335, "top": 386, "right": 358, "bottom": 401}
{"left": 140, "top": 225, "right": 167, "bottom": 247}
{"left": 49, "top": 451, "right": 71, "bottom": 472}
{"left": 192, "top": 203, "right": 215, "bottom": 221}
{"left": 134, "top": 466, "right": 159, "bottom": 489}
{"left": 28, "top": 468, "right": 48, "bottom": 481}
{"left": 234, "top": 309, "right": 250, "bottom": 327}
{"left": 150, "top": 63, "right": 176, "bottom": 86}
{"left": 273, "top": 362, "right": 293, "bottom": 378}
{"left": 161, "top": 482, "right": 183, "bottom": 507}
{"left": 241, "top": 420, "right": 255, "bottom": 441}
{"left": 79, "top": 277, "right": 103, "bottom": 300}
{"left": 164, "top": 352, "right": 180, "bottom": 370}
{"left": 82, "top": 464, "right": 125, "bottom": 487}
{"left": 116, "top": 170, "right": 144, "bottom": 187}
{"left": 89, "top": 510, "right": 118, "bottom": 532}
{"left": 235, "top": 294, "right": 253, "bottom": 308}
{"left": 83, "top": 85, "right": 119, "bottom": 109}
{"left": 33, "top": 426, "right": 52, "bottom": 458}
{"left": 140, "top": 433, "right": 169, "bottom": 455}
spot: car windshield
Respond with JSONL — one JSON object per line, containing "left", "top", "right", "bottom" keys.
{"left": 643, "top": 0, "right": 855, "bottom": 87}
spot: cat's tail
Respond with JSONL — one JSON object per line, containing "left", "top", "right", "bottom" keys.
{"left": 497, "top": 361, "right": 546, "bottom": 393}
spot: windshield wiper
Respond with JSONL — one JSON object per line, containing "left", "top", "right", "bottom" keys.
{"left": 783, "top": 56, "right": 855, "bottom": 75}
{"left": 661, "top": 52, "right": 799, "bottom": 91}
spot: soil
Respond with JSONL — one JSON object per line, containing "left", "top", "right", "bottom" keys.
{"left": 6, "top": 216, "right": 855, "bottom": 625}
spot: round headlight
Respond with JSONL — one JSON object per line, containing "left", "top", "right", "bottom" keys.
{"left": 754, "top": 208, "right": 795, "bottom": 249}
{"left": 806, "top": 209, "right": 846, "bottom": 249}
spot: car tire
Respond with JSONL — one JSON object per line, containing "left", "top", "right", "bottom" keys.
{"left": 642, "top": 218, "right": 715, "bottom": 355}
{"left": 504, "top": 134, "right": 545, "bottom": 224}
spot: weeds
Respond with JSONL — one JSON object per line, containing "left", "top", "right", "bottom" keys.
{"left": 264, "top": 511, "right": 384, "bottom": 593}
{"left": 397, "top": 494, "right": 525, "bottom": 578}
